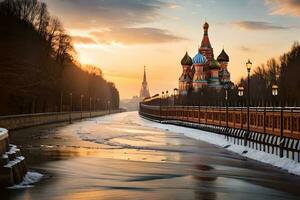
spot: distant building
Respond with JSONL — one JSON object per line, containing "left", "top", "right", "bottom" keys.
{"left": 140, "top": 66, "right": 150, "bottom": 99}
{"left": 120, "top": 67, "right": 151, "bottom": 111}
{"left": 179, "top": 22, "right": 231, "bottom": 95}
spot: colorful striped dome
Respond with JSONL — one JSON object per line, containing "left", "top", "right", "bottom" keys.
{"left": 193, "top": 52, "right": 207, "bottom": 65}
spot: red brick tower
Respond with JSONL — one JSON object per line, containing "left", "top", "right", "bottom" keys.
{"left": 198, "top": 22, "right": 214, "bottom": 63}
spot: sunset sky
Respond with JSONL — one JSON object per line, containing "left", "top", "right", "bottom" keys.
{"left": 43, "top": 0, "right": 300, "bottom": 99}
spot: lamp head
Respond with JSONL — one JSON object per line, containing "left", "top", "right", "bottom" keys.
{"left": 272, "top": 85, "right": 278, "bottom": 96}
{"left": 246, "top": 59, "right": 252, "bottom": 72}
{"left": 238, "top": 86, "right": 244, "bottom": 97}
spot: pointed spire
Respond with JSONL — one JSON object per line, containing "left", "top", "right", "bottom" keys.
{"left": 140, "top": 66, "right": 150, "bottom": 98}
{"left": 143, "top": 66, "right": 147, "bottom": 83}
{"left": 200, "top": 21, "right": 212, "bottom": 48}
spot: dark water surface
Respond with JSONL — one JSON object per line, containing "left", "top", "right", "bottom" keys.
{"left": 2, "top": 112, "right": 300, "bottom": 200}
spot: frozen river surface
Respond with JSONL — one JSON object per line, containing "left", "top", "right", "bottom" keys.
{"left": 3, "top": 111, "right": 300, "bottom": 200}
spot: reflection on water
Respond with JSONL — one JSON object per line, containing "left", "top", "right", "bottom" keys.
{"left": 4, "top": 112, "right": 300, "bottom": 200}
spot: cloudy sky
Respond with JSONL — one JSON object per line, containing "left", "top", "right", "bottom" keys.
{"left": 43, "top": 0, "right": 300, "bottom": 99}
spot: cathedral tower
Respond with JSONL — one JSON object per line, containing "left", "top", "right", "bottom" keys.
{"left": 140, "top": 66, "right": 150, "bottom": 99}
{"left": 179, "top": 52, "right": 193, "bottom": 95}
{"left": 198, "top": 22, "right": 214, "bottom": 63}
{"left": 217, "top": 49, "right": 231, "bottom": 84}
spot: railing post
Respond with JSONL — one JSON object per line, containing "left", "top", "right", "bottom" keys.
{"left": 198, "top": 105, "right": 200, "bottom": 124}
{"left": 263, "top": 105, "right": 266, "bottom": 134}
{"left": 205, "top": 106, "right": 207, "bottom": 125}
{"left": 159, "top": 98, "right": 162, "bottom": 121}
{"left": 291, "top": 108, "right": 293, "bottom": 135}
{"left": 226, "top": 99, "right": 228, "bottom": 134}
{"left": 280, "top": 103, "right": 284, "bottom": 158}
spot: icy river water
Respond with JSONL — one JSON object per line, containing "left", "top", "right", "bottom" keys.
{"left": 2, "top": 111, "right": 300, "bottom": 200}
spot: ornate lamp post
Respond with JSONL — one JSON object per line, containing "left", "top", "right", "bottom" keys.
{"left": 89, "top": 97, "right": 92, "bottom": 118}
{"left": 60, "top": 91, "right": 63, "bottom": 112}
{"left": 160, "top": 91, "right": 164, "bottom": 120}
{"left": 224, "top": 83, "right": 234, "bottom": 133}
{"left": 80, "top": 95, "right": 84, "bottom": 120}
{"left": 272, "top": 84, "right": 282, "bottom": 157}
{"left": 69, "top": 93, "right": 73, "bottom": 123}
{"left": 272, "top": 85, "right": 278, "bottom": 97}
{"left": 107, "top": 100, "right": 111, "bottom": 114}
{"left": 245, "top": 59, "right": 252, "bottom": 146}
{"left": 97, "top": 98, "right": 100, "bottom": 111}
{"left": 238, "top": 86, "right": 244, "bottom": 98}
{"left": 238, "top": 86, "right": 244, "bottom": 130}
{"left": 173, "top": 88, "right": 178, "bottom": 106}
{"left": 166, "top": 90, "right": 169, "bottom": 106}
{"left": 166, "top": 91, "right": 169, "bottom": 118}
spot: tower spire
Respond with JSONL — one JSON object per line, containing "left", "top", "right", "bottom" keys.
{"left": 201, "top": 21, "right": 211, "bottom": 48}
{"left": 143, "top": 66, "right": 147, "bottom": 83}
{"left": 140, "top": 66, "right": 150, "bottom": 99}
{"left": 199, "top": 21, "right": 214, "bottom": 62}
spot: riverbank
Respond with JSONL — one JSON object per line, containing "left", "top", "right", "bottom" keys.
{"left": 0, "top": 109, "right": 122, "bottom": 130}
{"left": 3, "top": 111, "right": 300, "bottom": 200}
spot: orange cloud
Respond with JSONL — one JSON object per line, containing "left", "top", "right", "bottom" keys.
{"left": 91, "top": 28, "right": 186, "bottom": 45}
{"left": 72, "top": 36, "right": 97, "bottom": 44}
{"left": 232, "top": 21, "right": 288, "bottom": 30}
{"left": 266, "top": 0, "right": 300, "bottom": 17}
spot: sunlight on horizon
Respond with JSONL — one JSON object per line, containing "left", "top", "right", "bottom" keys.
{"left": 44, "top": 0, "right": 300, "bottom": 99}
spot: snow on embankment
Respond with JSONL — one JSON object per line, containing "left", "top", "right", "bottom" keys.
{"left": 0, "top": 128, "right": 43, "bottom": 188}
{"left": 123, "top": 112, "right": 300, "bottom": 176}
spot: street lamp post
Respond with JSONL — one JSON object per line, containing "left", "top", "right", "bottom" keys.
{"left": 60, "top": 91, "right": 63, "bottom": 112}
{"left": 89, "top": 97, "right": 92, "bottom": 118}
{"left": 245, "top": 59, "right": 252, "bottom": 146}
{"left": 272, "top": 84, "right": 282, "bottom": 157}
{"left": 166, "top": 91, "right": 169, "bottom": 106}
{"left": 159, "top": 92, "right": 163, "bottom": 120}
{"left": 166, "top": 91, "right": 169, "bottom": 119}
{"left": 80, "top": 95, "right": 84, "bottom": 120}
{"left": 225, "top": 88, "right": 228, "bottom": 132}
{"left": 225, "top": 83, "right": 234, "bottom": 134}
{"left": 69, "top": 93, "right": 73, "bottom": 124}
{"left": 97, "top": 98, "right": 99, "bottom": 111}
{"left": 173, "top": 88, "right": 178, "bottom": 106}
{"left": 108, "top": 100, "right": 111, "bottom": 114}
{"left": 238, "top": 86, "right": 244, "bottom": 130}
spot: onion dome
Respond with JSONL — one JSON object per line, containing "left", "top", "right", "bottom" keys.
{"left": 181, "top": 52, "right": 193, "bottom": 66}
{"left": 210, "top": 59, "right": 220, "bottom": 70}
{"left": 193, "top": 52, "right": 207, "bottom": 65}
{"left": 217, "top": 49, "right": 229, "bottom": 62}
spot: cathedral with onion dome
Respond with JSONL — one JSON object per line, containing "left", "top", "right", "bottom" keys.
{"left": 179, "top": 22, "right": 231, "bottom": 95}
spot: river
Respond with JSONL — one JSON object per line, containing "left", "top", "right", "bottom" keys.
{"left": 2, "top": 111, "right": 300, "bottom": 200}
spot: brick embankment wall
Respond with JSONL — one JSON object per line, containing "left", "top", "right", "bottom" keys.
{"left": 0, "top": 110, "right": 122, "bottom": 130}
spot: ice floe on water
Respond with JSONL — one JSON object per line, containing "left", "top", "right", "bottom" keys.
{"left": 8, "top": 172, "right": 43, "bottom": 189}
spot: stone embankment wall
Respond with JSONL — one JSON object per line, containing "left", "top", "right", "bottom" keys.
{"left": 0, "top": 110, "right": 121, "bottom": 130}
{"left": 0, "top": 128, "right": 27, "bottom": 187}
